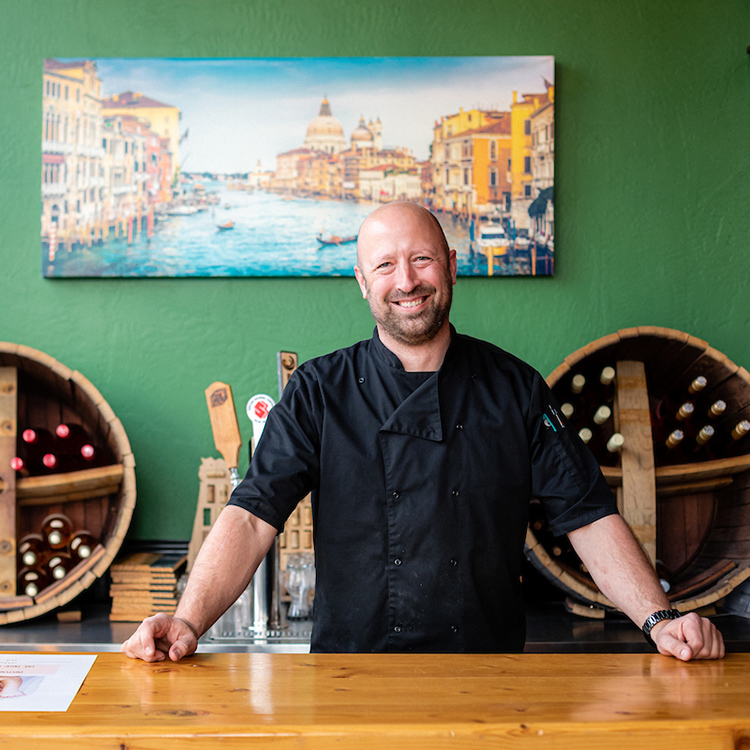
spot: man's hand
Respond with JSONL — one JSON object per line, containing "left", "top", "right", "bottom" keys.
{"left": 121, "top": 612, "right": 199, "bottom": 662}
{"left": 650, "top": 612, "right": 725, "bottom": 661}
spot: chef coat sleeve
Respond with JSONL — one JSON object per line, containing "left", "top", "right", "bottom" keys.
{"left": 227, "top": 368, "right": 321, "bottom": 532}
{"left": 526, "top": 371, "right": 619, "bottom": 536}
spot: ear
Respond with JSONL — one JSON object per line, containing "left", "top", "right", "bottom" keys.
{"left": 448, "top": 249, "right": 458, "bottom": 285}
{"left": 354, "top": 265, "right": 368, "bottom": 299}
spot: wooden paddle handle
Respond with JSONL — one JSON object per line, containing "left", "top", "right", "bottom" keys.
{"left": 205, "top": 382, "right": 242, "bottom": 484}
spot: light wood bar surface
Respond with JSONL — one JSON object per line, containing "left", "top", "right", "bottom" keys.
{"left": 2, "top": 651, "right": 750, "bottom": 748}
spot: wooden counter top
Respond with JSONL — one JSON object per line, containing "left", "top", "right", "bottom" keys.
{"left": 3, "top": 651, "right": 750, "bottom": 748}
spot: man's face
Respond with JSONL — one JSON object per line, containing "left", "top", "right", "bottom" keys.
{"left": 354, "top": 205, "right": 457, "bottom": 347}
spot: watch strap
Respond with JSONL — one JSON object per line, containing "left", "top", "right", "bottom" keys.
{"left": 642, "top": 609, "right": 682, "bottom": 649}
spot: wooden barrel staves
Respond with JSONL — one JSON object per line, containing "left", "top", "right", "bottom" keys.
{"left": 0, "top": 342, "right": 135, "bottom": 624}
{"left": 525, "top": 326, "right": 750, "bottom": 617}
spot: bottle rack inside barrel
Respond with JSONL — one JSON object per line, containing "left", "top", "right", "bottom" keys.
{"left": 525, "top": 327, "right": 750, "bottom": 617}
{"left": 0, "top": 342, "right": 136, "bottom": 624}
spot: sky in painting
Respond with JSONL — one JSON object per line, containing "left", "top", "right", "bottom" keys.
{"left": 86, "top": 56, "right": 554, "bottom": 174}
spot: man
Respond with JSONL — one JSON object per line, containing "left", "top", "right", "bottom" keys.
{"left": 123, "top": 202, "right": 724, "bottom": 662}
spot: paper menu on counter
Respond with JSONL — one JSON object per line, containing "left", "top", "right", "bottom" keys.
{"left": 0, "top": 653, "right": 96, "bottom": 711}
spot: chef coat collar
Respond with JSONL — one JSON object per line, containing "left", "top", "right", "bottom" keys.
{"left": 372, "top": 325, "right": 460, "bottom": 442}
{"left": 370, "top": 324, "right": 459, "bottom": 373}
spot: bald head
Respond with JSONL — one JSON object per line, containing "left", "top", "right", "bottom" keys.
{"left": 356, "top": 202, "right": 450, "bottom": 268}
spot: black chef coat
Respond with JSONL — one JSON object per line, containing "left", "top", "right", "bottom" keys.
{"left": 229, "top": 327, "right": 618, "bottom": 653}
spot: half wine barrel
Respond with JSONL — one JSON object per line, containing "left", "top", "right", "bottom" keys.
{"left": 525, "top": 326, "right": 750, "bottom": 615}
{"left": 0, "top": 342, "right": 135, "bottom": 623}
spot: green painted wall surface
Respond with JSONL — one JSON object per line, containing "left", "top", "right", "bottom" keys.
{"left": 1, "top": 0, "right": 748, "bottom": 539}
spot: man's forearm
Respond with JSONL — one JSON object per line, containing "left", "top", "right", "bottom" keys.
{"left": 567, "top": 514, "right": 670, "bottom": 629}
{"left": 175, "top": 505, "right": 278, "bottom": 637}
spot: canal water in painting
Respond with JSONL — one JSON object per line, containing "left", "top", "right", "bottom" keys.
{"left": 45, "top": 186, "right": 526, "bottom": 278}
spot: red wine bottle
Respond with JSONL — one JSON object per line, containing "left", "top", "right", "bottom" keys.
{"left": 10, "top": 456, "right": 30, "bottom": 477}
{"left": 79, "top": 443, "right": 106, "bottom": 467}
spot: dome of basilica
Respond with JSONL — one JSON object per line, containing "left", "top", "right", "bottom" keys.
{"left": 304, "top": 98, "right": 348, "bottom": 154}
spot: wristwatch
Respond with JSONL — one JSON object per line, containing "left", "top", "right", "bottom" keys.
{"left": 642, "top": 609, "right": 682, "bottom": 649}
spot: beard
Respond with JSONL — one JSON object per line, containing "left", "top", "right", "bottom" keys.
{"left": 367, "top": 280, "right": 453, "bottom": 346}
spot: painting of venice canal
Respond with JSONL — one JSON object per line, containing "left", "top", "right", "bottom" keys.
{"left": 42, "top": 57, "right": 555, "bottom": 278}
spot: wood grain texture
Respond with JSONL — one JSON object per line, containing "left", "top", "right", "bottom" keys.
{"left": 204, "top": 381, "right": 242, "bottom": 470}
{"left": 0, "top": 366, "right": 17, "bottom": 595}
{"left": 1, "top": 652, "right": 749, "bottom": 749}
{"left": 614, "top": 361, "right": 657, "bottom": 564}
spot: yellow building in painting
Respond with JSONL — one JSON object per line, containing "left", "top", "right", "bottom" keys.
{"left": 102, "top": 91, "right": 181, "bottom": 182}
{"left": 508, "top": 89, "right": 551, "bottom": 226}
{"left": 431, "top": 108, "right": 509, "bottom": 215}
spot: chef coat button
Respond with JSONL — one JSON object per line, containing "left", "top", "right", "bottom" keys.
{"left": 358, "top": 377, "right": 365, "bottom": 384}
{"left": 451, "top": 489, "right": 460, "bottom": 498}
{"left": 455, "top": 423, "right": 464, "bottom": 430}
{"left": 451, "top": 625, "right": 458, "bottom": 634}
{"left": 450, "top": 558, "right": 458, "bottom": 566}
{"left": 394, "top": 625, "right": 402, "bottom": 633}
{"left": 394, "top": 558, "right": 402, "bottom": 566}
{"left": 471, "top": 373, "right": 477, "bottom": 379}
{"left": 392, "top": 491, "right": 400, "bottom": 499}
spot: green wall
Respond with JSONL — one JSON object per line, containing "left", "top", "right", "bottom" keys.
{"left": 1, "top": 0, "right": 748, "bottom": 540}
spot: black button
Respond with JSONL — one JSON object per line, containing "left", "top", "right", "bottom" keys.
{"left": 394, "top": 625, "right": 402, "bottom": 633}
{"left": 451, "top": 489, "right": 460, "bottom": 498}
{"left": 455, "top": 423, "right": 464, "bottom": 430}
{"left": 392, "top": 491, "right": 400, "bottom": 499}
{"left": 394, "top": 558, "right": 402, "bottom": 566}
{"left": 358, "top": 377, "right": 365, "bottom": 384}
{"left": 451, "top": 625, "right": 458, "bottom": 634}
{"left": 471, "top": 373, "right": 477, "bottom": 379}
{"left": 450, "top": 558, "right": 458, "bottom": 566}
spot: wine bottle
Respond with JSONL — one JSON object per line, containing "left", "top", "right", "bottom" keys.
{"left": 597, "top": 365, "right": 616, "bottom": 403}
{"left": 654, "top": 429, "right": 684, "bottom": 464}
{"left": 570, "top": 373, "right": 586, "bottom": 395}
{"left": 39, "top": 452, "right": 74, "bottom": 473}
{"left": 41, "top": 513, "right": 73, "bottom": 550}
{"left": 592, "top": 405, "right": 612, "bottom": 425}
{"left": 21, "top": 427, "right": 54, "bottom": 448}
{"left": 599, "top": 432, "right": 625, "bottom": 467}
{"left": 578, "top": 427, "right": 593, "bottom": 445}
{"left": 18, "top": 567, "right": 52, "bottom": 597}
{"left": 70, "top": 530, "right": 98, "bottom": 562}
{"left": 688, "top": 376, "right": 708, "bottom": 395}
{"left": 9, "top": 456, "right": 30, "bottom": 477}
{"left": 560, "top": 402, "right": 575, "bottom": 420}
{"left": 17, "top": 533, "right": 48, "bottom": 569}
{"left": 732, "top": 420, "right": 750, "bottom": 440}
{"left": 79, "top": 443, "right": 105, "bottom": 467}
{"left": 675, "top": 401, "right": 695, "bottom": 422}
{"left": 47, "top": 552, "right": 75, "bottom": 581}
{"left": 706, "top": 400, "right": 727, "bottom": 420}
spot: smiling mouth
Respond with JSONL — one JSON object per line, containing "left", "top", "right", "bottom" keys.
{"left": 393, "top": 296, "right": 427, "bottom": 309}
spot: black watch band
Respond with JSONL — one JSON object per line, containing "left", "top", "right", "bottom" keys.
{"left": 642, "top": 609, "right": 682, "bottom": 649}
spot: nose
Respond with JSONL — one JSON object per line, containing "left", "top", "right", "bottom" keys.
{"left": 394, "top": 259, "right": 418, "bottom": 293}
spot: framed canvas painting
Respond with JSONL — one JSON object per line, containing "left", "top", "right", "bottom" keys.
{"left": 41, "top": 56, "right": 554, "bottom": 278}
